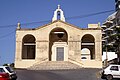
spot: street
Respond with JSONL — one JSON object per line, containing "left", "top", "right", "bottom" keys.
{"left": 16, "top": 68, "right": 103, "bottom": 80}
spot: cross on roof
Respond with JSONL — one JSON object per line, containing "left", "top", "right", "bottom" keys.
{"left": 58, "top": 5, "right": 60, "bottom": 9}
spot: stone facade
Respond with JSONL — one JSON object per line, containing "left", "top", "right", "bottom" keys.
{"left": 15, "top": 5, "right": 102, "bottom": 69}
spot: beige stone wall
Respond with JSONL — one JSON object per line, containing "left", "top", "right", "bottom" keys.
{"left": 15, "top": 21, "right": 102, "bottom": 68}
{"left": 15, "top": 60, "right": 37, "bottom": 68}
{"left": 81, "top": 60, "right": 102, "bottom": 68}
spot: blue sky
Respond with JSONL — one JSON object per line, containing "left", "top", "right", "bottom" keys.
{"left": 0, "top": 0, "right": 115, "bottom": 65}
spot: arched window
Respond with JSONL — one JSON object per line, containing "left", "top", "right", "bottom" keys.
{"left": 81, "top": 34, "right": 95, "bottom": 60}
{"left": 22, "top": 34, "right": 36, "bottom": 59}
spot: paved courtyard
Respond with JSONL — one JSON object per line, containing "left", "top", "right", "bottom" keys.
{"left": 16, "top": 68, "right": 103, "bottom": 80}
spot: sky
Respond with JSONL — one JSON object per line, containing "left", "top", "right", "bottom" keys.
{"left": 0, "top": 0, "right": 115, "bottom": 65}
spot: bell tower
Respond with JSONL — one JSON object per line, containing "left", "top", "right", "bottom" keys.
{"left": 52, "top": 5, "right": 65, "bottom": 22}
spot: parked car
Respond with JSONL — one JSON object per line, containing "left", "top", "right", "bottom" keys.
{"left": 101, "top": 64, "right": 120, "bottom": 80}
{"left": 0, "top": 72, "right": 10, "bottom": 80}
{"left": 0, "top": 66, "right": 17, "bottom": 80}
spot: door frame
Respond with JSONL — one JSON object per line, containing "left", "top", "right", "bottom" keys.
{"left": 51, "top": 42, "right": 68, "bottom": 61}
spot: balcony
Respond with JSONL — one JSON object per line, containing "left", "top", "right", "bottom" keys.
{"left": 109, "top": 25, "right": 116, "bottom": 29}
{"left": 106, "top": 43, "right": 113, "bottom": 46}
{"left": 110, "top": 41, "right": 116, "bottom": 44}
{"left": 103, "top": 28, "right": 113, "bottom": 32}
{"left": 103, "top": 21, "right": 113, "bottom": 25}
{"left": 111, "top": 32, "right": 117, "bottom": 36}
{"left": 101, "top": 25, "right": 106, "bottom": 28}
{"left": 103, "top": 36, "right": 109, "bottom": 39}
{"left": 101, "top": 25, "right": 106, "bottom": 29}
{"left": 102, "top": 39, "right": 106, "bottom": 42}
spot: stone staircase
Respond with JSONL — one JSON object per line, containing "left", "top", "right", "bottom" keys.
{"left": 28, "top": 61, "right": 82, "bottom": 70}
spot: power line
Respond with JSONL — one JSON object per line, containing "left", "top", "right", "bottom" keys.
{"left": 0, "top": 9, "right": 114, "bottom": 29}
{"left": 66, "top": 10, "right": 114, "bottom": 20}
{"left": 0, "top": 9, "right": 115, "bottom": 39}
{"left": 0, "top": 30, "right": 16, "bottom": 39}
{"left": 0, "top": 24, "right": 17, "bottom": 28}
{"left": 0, "top": 20, "right": 50, "bottom": 29}
{"left": 21, "top": 20, "right": 50, "bottom": 26}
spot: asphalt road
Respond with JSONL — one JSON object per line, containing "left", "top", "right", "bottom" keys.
{"left": 16, "top": 68, "right": 104, "bottom": 80}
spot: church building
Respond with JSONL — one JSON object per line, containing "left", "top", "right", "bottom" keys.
{"left": 15, "top": 5, "right": 102, "bottom": 69}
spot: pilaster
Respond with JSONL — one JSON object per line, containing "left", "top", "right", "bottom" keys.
{"left": 36, "top": 40, "right": 49, "bottom": 61}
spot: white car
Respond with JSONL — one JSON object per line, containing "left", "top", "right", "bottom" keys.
{"left": 101, "top": 64, "right": 120, "bottom": 80}
{"left": 0, "top": 66, "right": 17, "bottom": 80}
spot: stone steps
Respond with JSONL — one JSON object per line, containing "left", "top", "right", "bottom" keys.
{"left": 28, "top": 61, "right": 82, "bottom": 70}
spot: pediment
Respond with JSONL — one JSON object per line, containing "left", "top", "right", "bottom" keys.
{"left": 18, "top": 20, "right": 101, "bottom": 31}
{"left": 35, "top": 20, "right": 82, "bottom": 30}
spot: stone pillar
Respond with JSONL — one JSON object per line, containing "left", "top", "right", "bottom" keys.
{"left": 36, "top": 41, "right": 49, "bottom": 61}
{"left": 35, "top": 41, "right": 40, "bottom": 60}
{"left": 74, "top": 41, "right": 81, "bottom": 61}
{"left": 95, "top": 41, "right": 102, "bottom": 61}
{"left": 15, "top": 41, "right": 22, "bottom": 61}
{"left": 68, "top": 41, "right": 81, "bottom": 61}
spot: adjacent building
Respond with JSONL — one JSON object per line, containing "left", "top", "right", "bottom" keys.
{"left": 102, "top": 12, "right": 117, "bottom": 52}
{"left": 115, "top": 0, "right": 120, "bottom": 11}
{"left": 102, "top": 0, "right": 120, "bottom": 64}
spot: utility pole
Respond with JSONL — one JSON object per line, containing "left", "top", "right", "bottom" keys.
{"left": 105, "top": 46, "right": 108, "bottom": 67}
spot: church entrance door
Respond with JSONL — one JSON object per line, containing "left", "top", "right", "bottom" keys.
{"left": 56, "top": 47, "right": 64, "bottom": 61}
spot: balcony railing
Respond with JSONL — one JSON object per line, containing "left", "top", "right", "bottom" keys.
{"left": 103, "top": 36, "right": 109, "bottom": 39}
{"left": 103, "top": 21, "right": 113, "bottom": 25}
{"left": 103, "top": 28, "right": 113, "bottom": 32}
{"left": 102, "top": 39, "right": 106, "bottom": 42}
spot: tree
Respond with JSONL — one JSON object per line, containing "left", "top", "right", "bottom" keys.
{"left": 112, "top": 26, "right": 120, "bottom": 64}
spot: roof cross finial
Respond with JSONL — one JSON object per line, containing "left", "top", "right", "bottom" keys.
{"left": 58, "top": 5, "right": 60, "bottom": 9}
